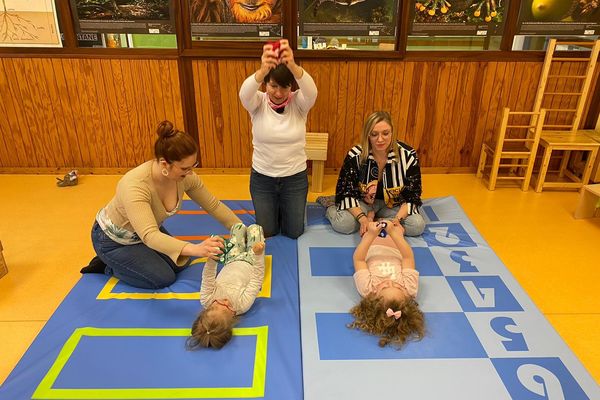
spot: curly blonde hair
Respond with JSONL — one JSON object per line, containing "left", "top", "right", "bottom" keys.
{"left": 348, "top": 293, "right": 425, "bottom": 348}
{"left": 186, "top": 308, "right": 239, "bottom": 350}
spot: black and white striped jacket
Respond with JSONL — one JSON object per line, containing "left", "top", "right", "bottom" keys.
{"left": 334, "top": 141, "right": 422, "bottom": 214}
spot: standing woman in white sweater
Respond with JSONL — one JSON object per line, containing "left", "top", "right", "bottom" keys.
{"left": 239, "top": 39, "right": 318, "bottom": 238}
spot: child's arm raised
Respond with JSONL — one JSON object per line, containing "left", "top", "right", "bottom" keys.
{"left": 353, "top": 221, "right": 382, "bottom": 272}
{"left": 387, "top": 223, "right": 415, "bottom": 270}
{"left": 200, "top": 258, "right": 218, "bottom": 307}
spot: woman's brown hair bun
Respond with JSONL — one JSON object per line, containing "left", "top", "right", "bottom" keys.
{"left": 156, "top": 120, "right": 178, "bottom": 139}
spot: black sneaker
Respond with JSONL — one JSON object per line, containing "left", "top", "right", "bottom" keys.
{"left": 80, "top": 256, "right": 106, "bottom": 274}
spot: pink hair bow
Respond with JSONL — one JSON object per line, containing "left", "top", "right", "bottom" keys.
{"left": 386, "top": 308, "right": 402, "bottom": 319}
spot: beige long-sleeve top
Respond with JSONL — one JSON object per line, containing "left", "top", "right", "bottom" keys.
{"left": 101, "top": 160, "right": 241, "bottom": 265}
{"left": 200, "top": 252, "right": 265, "bottom": 315}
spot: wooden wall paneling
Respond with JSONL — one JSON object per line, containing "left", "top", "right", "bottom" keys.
{"left": 222, "top": 60, "right": 240, "bottom": 167}
{"left": 470, "top": 62, "right": 496, "bottom": 168}
{"left": 407, "top": 62, "right": 427, "bottom": 160}
{"left": 233, "top": 59, "right": 248, "bottom": 166}
{"left": 13, "top": 59, "right": 55, "bottom": 168}
{"left": 214, "top": 60, "right": 233, "bottom": 167}
{"left": 483, "top": 62, "right": 507, "bottom": 152}
{"left": 25, "top": 58, "right": 59, "bottom": 167}
{"left": 435, "top": 62, "right": 461, "bottom": 168}
{"left": 95, "top": 59, "right": 123, "bottom": 168}
{"left": 325, "top": 61, "right": 341, "bottom": 168}
{"left": 134, "top": 60, "right": 153, "bottom": 163}
{"left": 208, "top": 61, "right": 226, "bottom": 168}
{"left": 450, "top": 62, "right": 475, "bottom": 167}
{"left": 167, "top": 60, "right": 185, "bottom": 128}
{"left": 193, "top": 61, "right": 212, "bottom": 168}
{"left": 459, "top": 62, "right": 485, "bottom": 168}
{"left": 235, "top": 60, "right": 252, "bottom": 167}
{"left": 77, "top": 58, "right": 111, "bottom": 167}
{"left": 351, "top": 62, "right": 369, "bottom": 150}
{"left": 137, "top": 60, "right": 158, "bottom": 144}
{"left": 117, "top": 60, "right": 144, "bottom": 165}
{"left": 148, "top": 61, "right": 168, "bottom": 125}
{"left": 0, "top": 68, "right": 10, "bottom": 165}
{"left": 191, "top": 60, "right": 204, "bottom": 165}
{"left": 372, "top": 61, "right": 388, "bottom": 112}
{"left": 99, "top": 59, "right": 129, "bottom": 168}
{"left": 0, "top": 63, "right": 13, "bottom": 166}
{"left": 199, "top": 60, "right": 219, "bottom": 168}
{"left": 390, "top": 62, "right": 406, "bottom": 141}
{"left": 332, "top": 61, "right": 349, "bottom": 168}
{"left": 38, "top": 58, "right": 73, "bottom": 168}
{"left": 302, "top": 61, "right": 330, "bottom": 134}
{"left": 418, "top": 62, "right": 443, "bottom": 167}
{"left": 345, "top": 62, "right": 362, "bottom": 153}
{"left": 398, "top": 62, "right": 415, "bottom": 146}
{"left": 302, "top": 61, "right": 322, "bottom": 131}
{"left": 474, "top": 62, "right": 499, "bottom": 148}
{"left": 108, "top": 59, "right": 139, "bottom": 166}
{"left": 0, "top": 60, "right": 28, "bottom": 167}
{"left": 54, "top": 59, "right": 87, "bottom": 168}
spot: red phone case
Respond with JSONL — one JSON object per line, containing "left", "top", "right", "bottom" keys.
{"left": 269, "top": 40, "right": 281, "bottom": 51}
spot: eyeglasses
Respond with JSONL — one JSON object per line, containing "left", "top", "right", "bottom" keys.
{"left": 173, "top": 161, "right": 199, "bottom": 173}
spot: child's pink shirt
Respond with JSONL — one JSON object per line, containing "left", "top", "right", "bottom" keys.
{"left": 353, "top": 244, "right": 419, "bottom": 298}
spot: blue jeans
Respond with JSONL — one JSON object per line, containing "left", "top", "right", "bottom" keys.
{"left": 250, "top": 168, "right": 308, "bottom": 239}
{"left": 91, "top": 222, "right": 190, "bottom": 289}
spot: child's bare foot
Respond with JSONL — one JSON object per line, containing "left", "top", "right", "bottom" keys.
{"left": 252, "top": 242, "right": 265, "bottom": 255}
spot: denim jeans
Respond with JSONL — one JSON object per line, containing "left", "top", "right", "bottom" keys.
{"left": 325, "top": 199, "right": 426, "bottom": 236}
{"left": 91, "top": 221, "right": 190, "bottom": 289}
{"left": 250, "top": 168, "right": 308, "bottom": 239}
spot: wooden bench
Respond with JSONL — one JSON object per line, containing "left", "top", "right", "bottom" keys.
{"left": 0, "top": 240, "right": 7, "bottom": 279}
{"left": 305, "top": 132, "right": 329, "bottom": 193}
{"left": 574, "top": 184, "right": 600, "bottom": 219}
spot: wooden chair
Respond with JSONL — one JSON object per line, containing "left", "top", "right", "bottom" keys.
{"left": 477, "top": 108, "right": 546, "bottom": 191}
{"left": 531, "top": 39, "right": 600, "bottom": 191}
{"left": 533, "top": 39, "right": 600, "bottom": 133}
{"left": 305, "top": 132, "right": 329, "bottom": 193}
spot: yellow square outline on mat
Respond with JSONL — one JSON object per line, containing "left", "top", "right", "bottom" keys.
{"left": 96, "top": 256, "right": 272, "bottom": 300}
{"left": 32, "top": 326, "right": 268, "bottom": 399}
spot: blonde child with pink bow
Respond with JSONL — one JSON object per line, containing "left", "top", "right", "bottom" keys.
{"left": 349, "top": 220, "right": 425, "bottom": 348}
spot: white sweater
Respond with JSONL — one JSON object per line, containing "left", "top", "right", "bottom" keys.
{"left": 199, "top": 253, "right": 265, "bottom": 315}
{"left": 239, "top": 70, "right": 318, "bottom": 177}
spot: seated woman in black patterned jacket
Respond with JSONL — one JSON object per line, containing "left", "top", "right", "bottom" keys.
{"left": 318, "top": 111, "right": 425, "bottom": 237}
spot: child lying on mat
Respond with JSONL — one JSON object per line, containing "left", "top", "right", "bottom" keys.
{"left": 349, "top": 220, "right": 425, "bottom": 348}
{"left": 187, "top": 223, "right": 265, "bottom": 350}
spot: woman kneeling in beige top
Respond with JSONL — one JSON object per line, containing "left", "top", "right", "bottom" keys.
{"left": 81, "top": 120, "right": 241, "bottom": 289}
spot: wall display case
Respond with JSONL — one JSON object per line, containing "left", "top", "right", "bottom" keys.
{"left": 70, "top": 0, "right": 175, "bottom": 34}
{"left": 516, "top": 0, "right": 599, "bottom": 36}
{"left": 407, "top": 0, "right": 508, "bottom": 50}
{"left": 512, "top": 0, "right": 600, "bottom": 50}
{"left": 297, "top": 0, "right": 400, "bottom": 51}
{"left": 189, "top": 0, "right": 283, "bottom": 41}
{"left": 0, "top": 0, "right": 62, "bottom": 47}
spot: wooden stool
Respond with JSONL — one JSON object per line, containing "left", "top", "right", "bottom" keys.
{"left": 305, "top": 132, "right": 329, "bottom": 193}
{"left": 574, "top": 184, "right": 600, "bottom": 218}
{"left": 533, "top": 131, "right": 600, "bottom": 192}
{"left": 0, "top": 240, "right": 7, "bottom": 279}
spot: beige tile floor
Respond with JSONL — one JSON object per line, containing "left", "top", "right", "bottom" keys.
{"left": 0, "top": 173, "right": 598, "bottom": 385}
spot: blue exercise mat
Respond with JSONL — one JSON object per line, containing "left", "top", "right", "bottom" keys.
{"left": 0, "top": 201, "right": 302, "bottom": 400}
{"left": 299, "top": 196, "right": 599, "bottom": 400}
